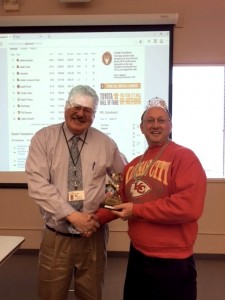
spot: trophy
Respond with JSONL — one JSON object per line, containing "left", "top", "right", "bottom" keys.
{"left": 100, "top": 172, "right": 123, "bottom": 210}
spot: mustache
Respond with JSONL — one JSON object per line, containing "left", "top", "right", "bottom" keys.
{"left": 72, "top": 115, "right": 86, "bottom": 122}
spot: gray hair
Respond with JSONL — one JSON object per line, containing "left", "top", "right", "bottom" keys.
{"left": 65, "top": 85, "right": 99, "bottom": 111}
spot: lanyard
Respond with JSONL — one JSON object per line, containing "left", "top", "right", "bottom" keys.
{"left": 61, "top": 123, "right": 88, "bottom": 168}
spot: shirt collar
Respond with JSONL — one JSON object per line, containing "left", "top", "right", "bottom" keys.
{"left": 62, "top": 122, "right": 88, "bottom": 143}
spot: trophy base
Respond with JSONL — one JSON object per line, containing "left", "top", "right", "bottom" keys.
{"left": 102, "top": 204, "right": 116, "bottom": 210}
{"left": 99, "top": 201, "right": 122, "bottom": 211}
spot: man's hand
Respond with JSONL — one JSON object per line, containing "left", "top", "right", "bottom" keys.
{"left": 82, "top": 215, "right": 100, "bottom": 237}
{"left": 111, "top": 203, "right": 133, "bottom": 221}
{"left": 66, "top": 211, "right": 100, "bottom": 234}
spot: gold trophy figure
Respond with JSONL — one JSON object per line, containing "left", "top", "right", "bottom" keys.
{"left": 101, "top": 172, "right": 123, "bottom": 209}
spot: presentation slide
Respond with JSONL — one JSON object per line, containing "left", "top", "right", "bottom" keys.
{"left": 0, "top": 27, "right": 172, "bottom": 184}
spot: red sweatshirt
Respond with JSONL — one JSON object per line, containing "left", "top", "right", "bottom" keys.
{"left": 120, "top": 141, "right": 206, "bottom": 259}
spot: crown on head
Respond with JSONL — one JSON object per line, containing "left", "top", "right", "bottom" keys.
{"left": 146, "top": 97, "right": 168, "bottom": 111}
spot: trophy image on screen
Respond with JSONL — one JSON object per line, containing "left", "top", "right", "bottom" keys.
{"left": 101, "top": 172, "right": 123, "bottom": 210}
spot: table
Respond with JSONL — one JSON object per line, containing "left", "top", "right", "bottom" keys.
{"left": 0, "top": 236, "right": 25, "bottom": 266}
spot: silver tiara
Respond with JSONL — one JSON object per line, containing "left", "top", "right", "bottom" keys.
{"left": 146, "top": 97, "right": 168, "bottom": 110}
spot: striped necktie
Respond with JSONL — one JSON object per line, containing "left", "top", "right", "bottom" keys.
{"left": 68, "top": 136, "right": 83, "bottom": 193}
{"left": 67, "top": 136, "right": 83, "bottom": 233}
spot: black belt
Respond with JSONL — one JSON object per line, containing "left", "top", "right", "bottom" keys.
{"left": 46, "top": 224, "right": 81, "bottom": 238}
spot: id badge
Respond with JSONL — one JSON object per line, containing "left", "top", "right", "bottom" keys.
{"left": 68, "top": 190, "right": 85, "bottom": 202}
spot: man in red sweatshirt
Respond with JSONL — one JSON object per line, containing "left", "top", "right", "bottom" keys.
{"left": 97, "top": 97, "right": 206, "bottom": 300}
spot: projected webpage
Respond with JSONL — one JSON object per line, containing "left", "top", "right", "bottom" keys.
{"left": 0, "top": 29, "right": 171, "bottom": 183}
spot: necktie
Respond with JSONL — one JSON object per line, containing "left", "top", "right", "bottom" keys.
{"left": 67, "top": 136, "right": 83, "bottom": 233}
{"left": 68, "top": 136, "right": 83, "bottom": 192}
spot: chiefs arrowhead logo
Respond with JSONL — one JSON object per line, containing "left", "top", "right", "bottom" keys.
{"left": 130, "top": 180, "right": 152, "bottom": 197}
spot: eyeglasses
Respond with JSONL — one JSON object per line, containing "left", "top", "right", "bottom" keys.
{"left": 69, "top": 104, "right": 94, "bottom": 117}
{"left": 143, "top": 118, "right": 170, "bottom": 125}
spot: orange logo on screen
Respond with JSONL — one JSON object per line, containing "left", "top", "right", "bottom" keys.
{"left": 102, "top": 51, "right": 112, "bottom": 65}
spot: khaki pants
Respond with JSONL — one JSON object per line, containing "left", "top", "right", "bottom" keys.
{"left": 38, "top": 225, "right": 108, "bottom": 300}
